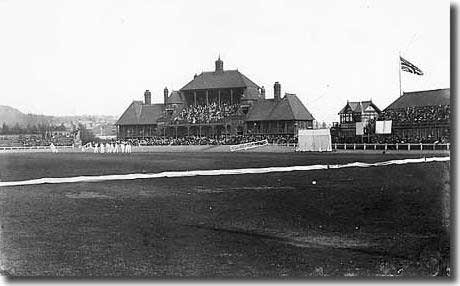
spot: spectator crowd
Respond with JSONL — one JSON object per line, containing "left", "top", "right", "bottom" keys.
{"left": 120, "top": 134, "right": 297, "bottom": 146}
{"left": 379, "top": 105, "right": 450, "bottom": 123}
{"left": 174, "top": 103, "right": 240, "bottom": 124}
{"left": 0, "top": 134, "right": 74, "bottom": 147}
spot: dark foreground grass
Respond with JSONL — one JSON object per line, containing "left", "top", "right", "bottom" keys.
{"left": 0, "top": 152, "right": 451, "bottom": 278}
{"left": 0, "top": 151, "right": 448, "bottom": 181}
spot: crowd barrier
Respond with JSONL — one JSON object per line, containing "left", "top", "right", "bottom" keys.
{"left": 269, "top": 142, "right": 297, "bottom": 147}
{"left": 0, "top": 143, "right": 451, "bottom": 153}
{"left": 230, "top": 140, "right": 269, "bottom": 152}
{"left": 0, "top": 145, "right": 75, "bottom": 151}
{"left": 332, "top": 143, "right": 450, "bottom": 151}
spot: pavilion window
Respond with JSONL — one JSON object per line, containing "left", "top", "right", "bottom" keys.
{"left": 287, "top": 122, "right": 294, "bottom": 134}
{"left": 346, "top": 114, "right": 351, "bottom": 122}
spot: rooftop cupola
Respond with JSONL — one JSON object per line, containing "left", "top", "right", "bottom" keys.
{"left": 215, "top": 55, "right": 223, "bottom": 72}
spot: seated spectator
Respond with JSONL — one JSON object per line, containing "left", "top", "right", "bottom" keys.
{"left": 174, "top": 103, "right": 240, "bottom": 124}
{"left": 379, "top": 105, "right": 450, "bottom": 123}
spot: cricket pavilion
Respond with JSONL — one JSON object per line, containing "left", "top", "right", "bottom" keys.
{"left": 116, "top": 57, "right": 315, "bottom": 139}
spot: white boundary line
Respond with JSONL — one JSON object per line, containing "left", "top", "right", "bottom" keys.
{"left": 0, "top": 156, "right": 450, "bottom": 187}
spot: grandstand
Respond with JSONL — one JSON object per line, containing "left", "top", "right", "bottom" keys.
{"left": 0, "top": 134, "right": 41, "bottom": 147}
{"left": 0, "top": 133, "right": 75, "bottom": 147}
{"left": 378, "top": 89, "right": 450, "bottom": 143}
{"left": 116, "top": 57, "right": 315, "bottom": 140}
{"left": 331, "top": 89, "right": 450, "bottom": 144}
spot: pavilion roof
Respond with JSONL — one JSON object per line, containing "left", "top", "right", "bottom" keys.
{"left": 384, "top": 88, "right": 450, "bottom": 110}
{"left": 246, "top": 94, "right": 315, "bottom": 121}
{"left": 338, "top": 100, "right": 381, "bottom": 114}
{"left": 116, "top": 101, "right": 164, "bottom": 125}
{"left": 180, "top": 69, "right": 260, "bottom": 91}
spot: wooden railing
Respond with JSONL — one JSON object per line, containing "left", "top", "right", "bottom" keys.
{"left": 269, "top": 142, "right": 297, "bottom": 147}
{"left": 0, "top": 145, "right": 75, "bottom": 151}
{"left": 0, "top": 143, "right": 450, "bottom": 152}
{"left": 332, "top": 143, "right": 450, "bottom": 151}
{"left": 230, "top": 140, "right": 269, "bottom": 152}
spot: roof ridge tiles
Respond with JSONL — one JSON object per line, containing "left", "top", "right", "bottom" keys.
{"left": 180, "top": 69, "right": 260, "bottom": 91}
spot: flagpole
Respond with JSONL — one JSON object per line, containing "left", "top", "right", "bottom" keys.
{"left": 398, "top": 52, "right": 402, "bottom": 97}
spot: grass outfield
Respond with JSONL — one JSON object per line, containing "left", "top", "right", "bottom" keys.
{"left": 0, "top": 152, "right": 451, "bottom": 278}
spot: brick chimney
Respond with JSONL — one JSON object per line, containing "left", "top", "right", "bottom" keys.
{"left": 164, "top": 87, "right": 169, "bottom": 105}
{"left": 274, "top": 82, "right": 281, "bottom": 101}
{"left": 144, "top": 90, "right": 151, "bottom": 105}
{"left": 261, "top": 86, "right": 265, "bottom": 99}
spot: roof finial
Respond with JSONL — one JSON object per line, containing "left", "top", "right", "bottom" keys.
{"left": 215, "top": 54, "right": 223, "bottom": 71}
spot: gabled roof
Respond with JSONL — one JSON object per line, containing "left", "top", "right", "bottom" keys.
{"left": 180, "top": 70, "right": 260, "bottom": 91}
{"left": 167, "top": 90, "right": 185, "bottom": 104}
{"left": 116, "top": 101, "right": 164, "bottom": 125}
{"left": 246, "top": 94, "right": 315, "bottom": 121}
{"left": 242, "top": 86, "right": 262, "bottom": 100}
{"left": 338, "top": 100, "right": 381, "bottom": 114}
{"left": 384, "top": 88, "right": 450, "bottom": 110}
{"left": 138, "top": 104, "right": 165, "bottom": 124}
{"left": 116, "top": 101, "right": 142, "bottom": 125}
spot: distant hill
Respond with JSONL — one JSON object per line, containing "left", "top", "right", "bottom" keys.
{"left": 0, "top": 105, "right": 118, "bottom": 128}
{"left": 0, "top": 105, "right": 23, "bottom": 125}
{"left": 0, "top": 105, "right": 54, "bottom": 127}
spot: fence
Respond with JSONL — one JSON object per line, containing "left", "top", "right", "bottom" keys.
{"left": 0, "top": 145, "right": 75, "bottom": 151}
{"left": 0, "top": 143, "right": 450, "bottom": 152}
{"left": 230, "top": 140, "right": 269, "bottom": 152}
{"left": 332, "top": 143, "right": 450, "bottom": 151}
{"left": 269, "top": 142, "right": 297, "bottom": 147}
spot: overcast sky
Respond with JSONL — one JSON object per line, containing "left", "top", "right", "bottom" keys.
{"left": 0, "top": 0, "right": 450, "bottom": 122}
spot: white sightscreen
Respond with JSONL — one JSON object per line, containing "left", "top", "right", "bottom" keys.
{"left": 355, "top": 122, "right": 364, "bottom": 135}
{"left": 375, "top": 120, "right": 392, "bottom": 134}
{"left": 297, "top": 129, "right": 332, "bottom": 152}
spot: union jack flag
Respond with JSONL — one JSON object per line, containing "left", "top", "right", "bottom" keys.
{"left": 400, "top": 56, "right": 424, "bottom": 75}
